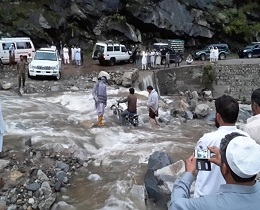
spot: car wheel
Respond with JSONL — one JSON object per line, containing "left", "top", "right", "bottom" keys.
{"left": 27, "top": 70, "right": 32, "bottom": 79}
{"left": 129, "top": 57, "right": 134, "bottom": 63}
{"left": 247, "top": 53, "right": 252, "bottom": 58}
{"left": 219, "top": 53, "right": 226, "bottom": 60}
{"left": 109, "top": 58, "right": 115, "bottom": 66}
{"left": 200, "top": 54, "right": 206, "bottom": 61}
{"left": 56, "top": 71, "right": 61, "bottom": 80}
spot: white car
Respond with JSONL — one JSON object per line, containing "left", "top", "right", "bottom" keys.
{"left": 92, "top": 41, "right": 132, "bottom": 66}
{"left": 28, "top": 48, "right": 62, "bottom": 80}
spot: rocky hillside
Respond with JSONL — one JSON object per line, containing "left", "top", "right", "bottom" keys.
{"left": 0, "top": 0, "right": 259, "bottom": 50}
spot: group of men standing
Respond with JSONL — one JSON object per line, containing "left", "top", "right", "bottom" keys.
{"left": 210, "top": 46, "right": 219, "bottom": 63}
{"left": 169, "top": 88, "right": 260, "bottom": 210}
{"left": 92, "top": 75, "right": 159, "bottom": 127}
{"left": 62, "top": 45, "right": 82, "bottom": 65}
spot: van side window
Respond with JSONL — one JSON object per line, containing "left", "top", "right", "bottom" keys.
{"left": 107, "top": 46, "right": 113, "bottom": 52}
{"left": 2, "top": 43, "right": 15, "bottom": 50}
{"left": 25, "top": 42, "right": 32, "bottom": 49}
{"left": 121, "top": 46, "right": 127, "bottom": 52}
{"left": 114, "top": 46, "right": 120, "bottom": 51}
{"left": 17, "top": 42, "right": 26, "bottom": 49}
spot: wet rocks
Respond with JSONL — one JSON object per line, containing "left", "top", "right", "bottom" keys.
{"left": 194, "top": 104, "right": 210, "bottom": 118}
{"left": 144, "top": 151, "right": 173, "bottom": 203}
{"left": 87, "top": 174, "right": 102, "bottom": 181}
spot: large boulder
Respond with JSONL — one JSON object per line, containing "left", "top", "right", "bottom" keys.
{"left": 122, "top": 68, "right": 139, "bottom": 87}
{"left": 144, "top": 151, "right": 173, "bottom": 204}
{"left": 195, "top": 104, "right": 210, "bottom": 118}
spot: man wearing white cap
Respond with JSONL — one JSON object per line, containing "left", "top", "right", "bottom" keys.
{"left": 244, "top": 88, "right": 260, "bottom": 143}
{"left": 194, "top": 95, "right": 248, "bottom": 198}
{"left": 169, "top": 132, "right": 260, "bottom": 210}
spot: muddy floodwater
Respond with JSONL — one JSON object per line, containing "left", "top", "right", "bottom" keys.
{"left": 1, "top": 87, "right": 213, "bottom": 210}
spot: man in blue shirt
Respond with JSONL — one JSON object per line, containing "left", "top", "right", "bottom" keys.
{"left": 169, "top": 132, "right": 260, "bottom": 210}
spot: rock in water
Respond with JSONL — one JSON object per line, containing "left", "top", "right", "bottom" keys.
{"left": 154, "top": 160, "right": 185, "bottom": 193}
{"left": 144, "top": 151, "right": 173, "bottom": 203}
{"left": 195, "top": 104, "right": 210, "bottom": 118}
{"left": 2, "top": 83, "right": 12, "bottom": 90}
{"left": 147, "top": 151, "right": 172, "bottom": 171}
{"left": 50, "top": 201, "right": 75, "bottom": 210}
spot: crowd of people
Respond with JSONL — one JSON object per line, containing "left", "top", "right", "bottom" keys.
{"left": 51, "top": 41, "right": 83, "bottom": 66}
{"left": 131, "top": 48, "right": 183, "bottom": 70}
{"left": 169, "top": 88, "right": 260, "bottom": 210}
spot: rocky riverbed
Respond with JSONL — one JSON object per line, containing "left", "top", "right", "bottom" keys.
{"left": 0, "top": 61, "right": 255, "bottom": 210}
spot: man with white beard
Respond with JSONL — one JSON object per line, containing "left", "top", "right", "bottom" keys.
{"left": 63, "top": 44, "right": 70, "bottom": 64}
{"left": 0, "top": 101, "right": 5, "bottom": 158}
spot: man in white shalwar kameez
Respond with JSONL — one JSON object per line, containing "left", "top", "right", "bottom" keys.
{"left": 141, "top": 51, "right": 147, "bottom": 70}
{"left": 63, "top": 44, "right": 70, "bottom": 64}
{"left": 71, "top": 45, "right": 76, "bottom": 64}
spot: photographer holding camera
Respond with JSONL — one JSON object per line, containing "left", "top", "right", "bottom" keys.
{"left": 169, "top": 132, "right": 260, "bottom": 210}
{"left": 193, "top": 95, "right": 248, "bottom": 197}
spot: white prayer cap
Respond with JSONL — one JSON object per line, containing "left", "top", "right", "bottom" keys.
{"left": 226, "top": 136, "right": 260, "bottom": 178}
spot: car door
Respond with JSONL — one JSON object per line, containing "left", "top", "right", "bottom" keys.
{"left": 1, "top": 42, "right": 15, "bottom": 64}
{"left": 121, "top": 46, "right": 128, "bottom": 61}
{"left": 253, "top": 45, "right": 260, "bottom": 56}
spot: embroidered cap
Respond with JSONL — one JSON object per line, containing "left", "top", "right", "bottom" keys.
{"left": 226, "top": 136, "right": 260, "bottom": 178}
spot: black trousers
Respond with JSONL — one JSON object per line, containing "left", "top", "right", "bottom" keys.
{"left": 18, "top": 73, "right": 26, "bottom": 88}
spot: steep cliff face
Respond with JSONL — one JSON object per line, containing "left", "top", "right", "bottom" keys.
{"left": 0, "top": 0, "right": 259, "bottom": 50}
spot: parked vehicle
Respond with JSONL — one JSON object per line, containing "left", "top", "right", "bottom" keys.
{"left": 28, "top": 48, "right": 62, "bottom": 80}
{"left": 110, "top": 99, "right": 139, "bottom": 127}
{"left": 92, "top": 40, "right": 133, "bottom": 66}
{"left": 152, "top": 39, "right": 184, "bottom": 64}
{"left": 0, "top": 37, "right": 35, "bottom": 64}
{"left": 238, "top": 42, "right": 260, "bottom": 58}
{"left": 193, "top": 43, "right": 230, "bottom": 61}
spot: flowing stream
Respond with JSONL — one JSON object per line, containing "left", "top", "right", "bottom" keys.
{"left": 0, "top": 87, "right": 213, "bottom": 210}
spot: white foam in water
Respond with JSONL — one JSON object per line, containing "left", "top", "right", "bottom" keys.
{"left": 0, "top": 87, "right": 199, "bottom": 210}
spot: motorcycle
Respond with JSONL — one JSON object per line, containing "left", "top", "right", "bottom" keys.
{"left": 110, "top": 99, "right": 139, "bottom": 127}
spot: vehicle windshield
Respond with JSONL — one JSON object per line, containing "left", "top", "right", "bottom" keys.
{"left": 34, "top": 52, "right": 57, "bottom": 61}
{"left": 95, "top": 44, "right": 105, "bottom": 53}
{"left": 245, "top": 45, "right": 254, "bottom": 49}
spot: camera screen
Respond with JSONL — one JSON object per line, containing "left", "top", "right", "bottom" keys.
{"left": 195, "top": 149, "right": 209, "bottom": 159}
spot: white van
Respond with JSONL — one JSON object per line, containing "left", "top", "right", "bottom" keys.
{"left": 92, "top": 41, "right": 132, "bottom": 66}
{"left": 0, "top": 37, "right": 35, "bottom": 64}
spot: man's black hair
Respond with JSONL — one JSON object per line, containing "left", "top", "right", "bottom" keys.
{"left": 129, "top": 88, "right": 135, "bottom": 94}
{"left": 147, "top": 85, "right": 153, "bottom": 90}
{"left": 251, "top": 88, "right": 260, "bottom": 106}
{"left": 220, "top": 132, "right": 257, "bottom": 183}
{"left": 215, "top": 95, "right": 239, "bottom": 124}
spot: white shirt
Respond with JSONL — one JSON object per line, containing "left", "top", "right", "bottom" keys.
{"left": 244, "top": 114, "right": 260, "bottom": 143}
{"left": 148, "top": 89, "right": 159, "bottom": 112}
{"left": 194, "top": 126, "right": 248, "bottom": 198}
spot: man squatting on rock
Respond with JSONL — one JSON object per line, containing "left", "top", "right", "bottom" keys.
{"left": 169, "top": 132, "right": 260, "bottom": 210}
